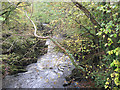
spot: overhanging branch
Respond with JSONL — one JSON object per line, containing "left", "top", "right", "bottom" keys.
{"left": 6, "top": 1, "right": 85, "bottom": 72}
{"left": 25, "top": 7, "right": 85, "bottom": 72}
{"left": 75, "top": 19, "right": 96, "bottom": 37}
{"left": 0, "top": 2, "right": 22, "bottom": 16}
{"left": 25, "top": 11, "right": 49, "bottom": 39}
{"left": 72, "top": 0, "right": 102, "bottom": 33}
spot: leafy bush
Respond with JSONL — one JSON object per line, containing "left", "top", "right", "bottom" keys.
{"left": 50, "top": 2, "right": 120, "bottom": 88}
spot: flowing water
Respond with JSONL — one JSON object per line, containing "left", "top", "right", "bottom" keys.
{"left": 2, "top": 36, "right": 75, "bottom": 88}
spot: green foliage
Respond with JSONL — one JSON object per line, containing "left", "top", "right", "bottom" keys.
{"left": 1, "top": 2, "right": 120, "bottom": 88}
{"left": 32, "top": 2, "right": 65, "bottom": 23}
{"left": 1, "top": 2, "right": 48, "bottom": 77}
{"left": 95, "top": 2, "right": 120, "bottom": 88}
{"left": 51, "top": 2, "right": 119, "bottom": 88}
{"left": 2, "top": 27, "right": 48, "bottom": 75}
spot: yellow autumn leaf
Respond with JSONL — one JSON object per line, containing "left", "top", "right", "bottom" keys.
{"left": 54, "top": 82, "right": 56, "bottom": 84}
{"left": 105, "top": 81, "right": 109, "bottom": 85}
{"left": 46, "top": 79, "right": 49, "bottom": 82}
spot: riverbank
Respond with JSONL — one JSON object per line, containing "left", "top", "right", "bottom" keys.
{"left": 2, "top": 36, "right": 75, "bottom": 88}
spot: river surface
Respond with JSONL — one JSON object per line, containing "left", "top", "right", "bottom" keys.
{"left": 2, "top": 36, "right": 75, "bottom": 88}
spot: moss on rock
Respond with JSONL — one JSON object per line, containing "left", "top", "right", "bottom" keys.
{"left": 2, "top": 30, "right": 48, "bottom": 76}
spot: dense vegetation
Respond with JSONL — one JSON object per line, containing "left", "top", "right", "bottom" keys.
{"left": 1, "top": 1, "right": 120, "bottom": 89}
{"left": 0, "top": 2, "right": 48, "bottom": 77}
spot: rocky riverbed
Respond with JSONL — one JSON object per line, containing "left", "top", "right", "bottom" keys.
{"left": 2, "top": 36, "right": 75, "bottom": 88}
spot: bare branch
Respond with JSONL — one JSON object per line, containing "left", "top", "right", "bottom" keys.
{"left": 6, "top": 1, "right": 85, "bottom": 72}
{"left": 25, "top": 11, "right": 49, "bottom": 39}
{"left": 0, "top": 4, "right": 12, "bottom": 11}
{"left": 2, "top": 40, "right": 17, "bottom": 54}
{"left": 30, "top": 4, "right": 33, "bottom": 18}
{"left": 71, "top": 0, "right": 102, "bottom": 33}
{"left": 75, "top": 19, "right": 96, "bottom": 37}
{"left": 0, "top": 2, "right": 22, "bottom": 16}
{"left": 6, "top": 40, "right": 17, "bottom": 53}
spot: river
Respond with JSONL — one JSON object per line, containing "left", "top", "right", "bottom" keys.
{"left": 2, "top": 36, "right": 75, "bottom": 88}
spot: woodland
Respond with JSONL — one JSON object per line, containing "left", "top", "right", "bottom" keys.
{"left": 0, "top": 1, "right": 120, "bottom": 89}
